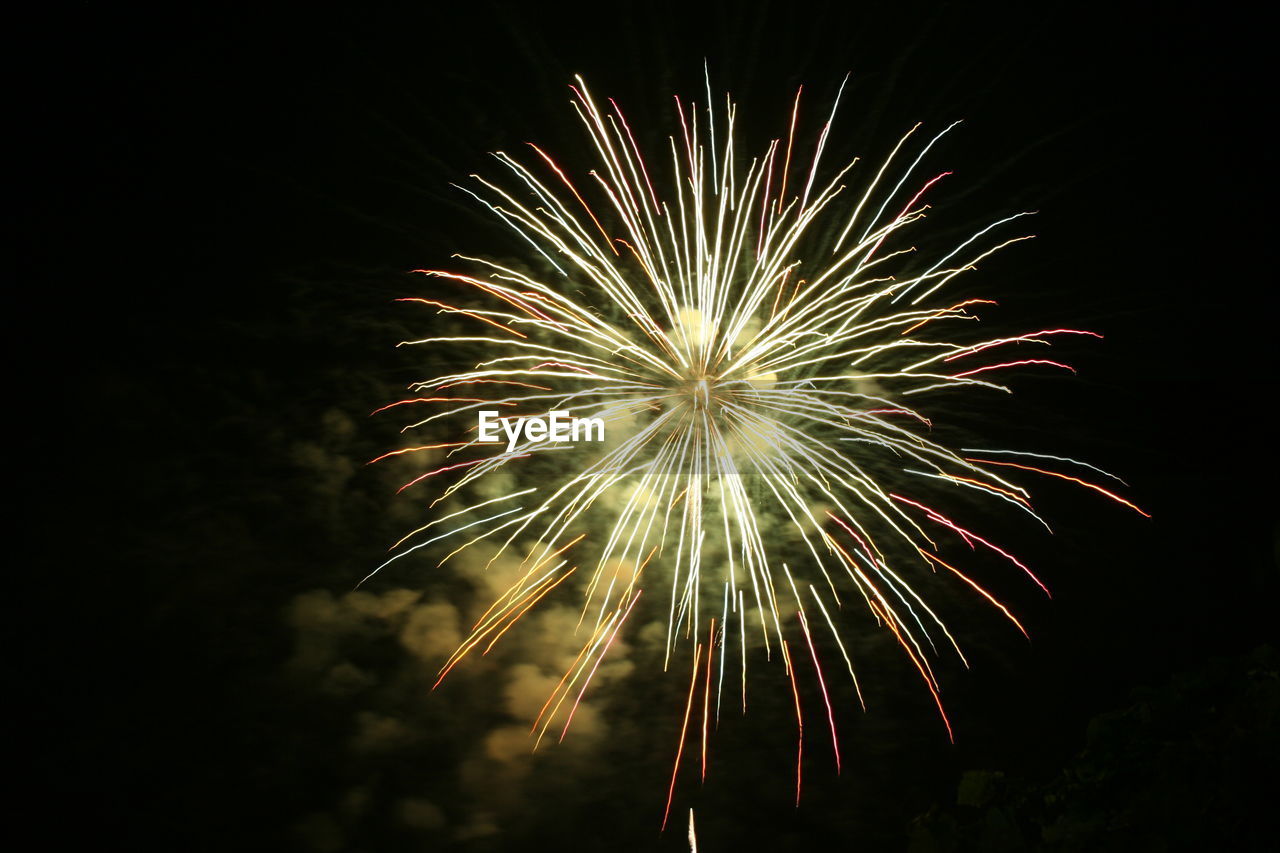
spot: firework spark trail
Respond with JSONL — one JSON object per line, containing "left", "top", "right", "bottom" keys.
{"left": 375, "top": 75, "right": 1146, "bottom": 816}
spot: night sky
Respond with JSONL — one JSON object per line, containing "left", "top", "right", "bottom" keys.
{"left": 21, "top": 3, "right": 1275, "bottom": 851}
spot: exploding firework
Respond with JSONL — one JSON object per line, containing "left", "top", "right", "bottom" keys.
{"left": 371, "top": 75, "right": 1146, "bottom": 824}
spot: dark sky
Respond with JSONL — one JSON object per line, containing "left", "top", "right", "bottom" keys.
{"left": 20, "top": 3, "right": 1275, "bottom": 851}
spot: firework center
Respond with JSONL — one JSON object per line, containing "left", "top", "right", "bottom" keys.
{"left": 477, "top": 410, "right": 605, "bottom": 452}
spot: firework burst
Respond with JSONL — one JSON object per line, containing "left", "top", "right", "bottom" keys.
{"left": 372, "top": 75, "right": 1146, "bottom": 823}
